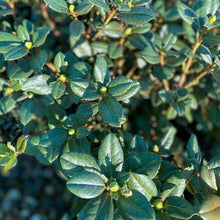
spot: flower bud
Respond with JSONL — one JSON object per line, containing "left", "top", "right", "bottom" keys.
{"left": 209, "top": 15, "right": 216, "bottom": 24}
{"left": 153, "top": 199, "right": 163, "bottom": 210}
{"left": 99, "top": 86, "right": 107, "bottom": 95}
{"left": 6, "top": 87, "right": 14, "bottom": 95}
{"left": 125, "top": 27, "right": 132, "bottom": 36}
{"left": 69, "top": 5, "right": 75, "bottom": 13}
{"left": 109, "top": 181, "right": 120, "bottom": 192}
{"left": 68, "top": 128, "right": 75, "bottom": 135}
{"left": 59, "top": 74, "right": 67, "bottom": 82}
{"left": 25, "top": 41, "right": 32, "bottom": 50}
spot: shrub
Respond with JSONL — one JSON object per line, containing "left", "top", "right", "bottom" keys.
{"left": 0, "top": 0, "right": 220, "bottom": 219}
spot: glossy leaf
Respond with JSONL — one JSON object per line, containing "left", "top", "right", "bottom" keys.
{"left": 32, "top": 27, "right": 52, "bottom": 47}
{"left": 60, "top": 152, "right": 101, "bottom": 177}
{"left": 40, "top": 128, "right": 68, "bottom": 147}
{"left": 117, "top": 7, "right": 155, "bottom": 25}
{"left": 108, "top": 42, "right": 122, "bottom": 59}
{"left": 70, "top": 20, "right": 85, "bottom": 37}
{"left": 98, "top": 97, "right": 126, "bottom": 127}
{"left": 164, "top": 196, "right": 196, "bottom": 219}
{"left": 108, "top": 76, "right": 140, "bottom": 101}
{"left": 128, "top": 172, "right": 157, "bottom": 200}
{"left": 19, "top": 99, "right": 35, "bottom": 125}
{"left": 130, "top": 135, "right": 148, "bottom": 153}
{"left": 88, "top": 0, "right": 110, "bottom": 11}
{"left": 117, "top": 190, "right": 155, "bottom": 220}
{"left": 66, "top": 171, "right": 105, "bottom": 199}
{"left": 44, "top": 0, "right": 68, "bottom": 13}
{"left": 94, "top": 55, "right": 110, "bottom": 85}
{"left": 176, "top": 2, "right": 200, "bottom": 27}
{"left": 52, "top": 80, "right": 66, "bottom": 99}
{"left": 126, "top": 152, "right": 162, "bottom": 178}
{"left": 103, "top": 21, "right": 124, "bottom": 38}
{"left": 78, "top": 194, "right": 113, "bottom": 220}
{"left": 98, "top": 133, "right": 124, "bottom": 177}
{"left": 30, "top": 50, "right": 47, "bottom": 70}
{"left": 22, "top": 75, "right": 52, "bottom": 95}
{"left": 199, "top": 194, "right": 220, "bottom": 220}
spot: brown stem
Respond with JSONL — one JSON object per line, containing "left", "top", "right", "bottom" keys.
{"left": 184, "top": 64, "right": 216, "bottom": 89}
{"left": 160, "top": 51, "right": 170, "bottom": 91}
{"left": 91, "top": 9, "right": 117, "bottom": 41}
{"left": 179, "top": 39, "right": 202, "bottom": 87}
{"left": 126, "top": 64, "right": 137, "bottom": 78}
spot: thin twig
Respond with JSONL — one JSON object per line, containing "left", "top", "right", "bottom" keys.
{"left": 91, "top": 9, "right": 117, "bottom": 41}
{"left": 160, "top": 51, "right": 170, "bottom": 91}
{"left": 184, "top": 64, "right": 216, "bottom": 89}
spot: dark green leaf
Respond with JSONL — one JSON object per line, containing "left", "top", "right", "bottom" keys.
{"left": 44, "top": 0, "right": 68, "bottom": 13}
{"left": 60, "top": 152, "right": 101, "bottom": 177}
{"left": 172, "top": 102, "right": 185, "bottom": 115}
{"left": 17, "top": 25, "right": 30, "bottom": 42}
{"left": 159, "top": 89, "right": 172, "bottom": 103}
{"left": 199, "top": 194, "right": 220, "bottom": 220}
{"left": 4, "top": 45, "right": 28, "bottom": 61}
{"left": 117, "top": 7, "right": 155, "bottom": 25}
{"left": 52, "top": 80, "right": 66, "bottom": 99}
{"left": 8, "top": 59, "right": 34, "bottom": 80}
{"left": 70, "top": 79, "right": 99, "bottom": 101}
{"left": 130, "top": 135, "right": 148, "bottom": 153}
{"left": 153, "top": 67, "right": 174, "bottom": 80}
{"left": 78, "top": 194, "right": 113, "bottom": 220}
{"left": 40, "top": 128, "right": 68, "bottom": 147}
{"left": 30, "top": 50, "right": 47, "bottom": 70}
{"left": 108, "top": 42, "right": 122, "bottom": 59}
{"left": 176, "top": 2, "right": 200, "bottom": 27}
{"left": 33, "top": 27, "right": 51, "bottom": 47}
{"left": 16, "top": 136, "right": 27, "bottom": 153}
{"left": 128, "top": 172, "right": 157, "bottom": 200}
{"left": 98, "top": 133, "right": 124, "bottom": 177}
{"left": 140, "top": 46, "right": 160, "bottom": 64}
{"left": 70, "top": 20, "right": 85, "bottom": 37}
{"left": 108, "top": 76, "right": 140, "bottom": 101}
{"left": 22, "top": 75, "right": 52, "bottom": 95}
{"left": 103, "top": 21, "right": 124, "bottom": 38}
{"left": 98, "top": 97, "right": 126, "bottom": 127}
{"left": 162, "top": 168, "right": 193, "bottom": 198}
{"left": 117, "top": 190, "right": 155, "bottom": 220}
{"left": 197, "top": 45, "right": 212, "bottom": 64}
{"left": 88, "top": 0, "right": 110, "bottom": 11}
{"left": 164, "top": 196, "right": 196, "bottom": 219}
{"left": 66, "top": 171, "right": 105, "bottom": 199}
{"left": 126, "top": 152, "right": 162, "bottom": 178}
{"left": 187, "top": 134, "right": 202, "bottom": 168}
{"left": 0, "top": 96, "right": 16, "bottom": 115}
{"left": 94, "top": 55, "right": 110, "bottom": 85}
{"left": 19, "top": 99, "right": 35, "bottom": 125}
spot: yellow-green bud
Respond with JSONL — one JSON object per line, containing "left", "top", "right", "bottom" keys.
{"left": 59, "top": 74, "right": 67, "bottom": 82}
{"left": 69, "top": 5, "right": 75, "bottom": 13}
{"left": 125, "top": 27, "right": 132, "bottom": 35}
{"left": 6, "top": 87, "right": 14, "bottom": 95}
{"left": 109, "top": 181, "right": 120, "bottom": 192}
{"left": 152, "top": 144, "right": 159, "bottom": 153}
{"left": 68, "top": 128, "right": 76, "bottom": 135}
{"left": 153, "top": 199, "right": 163, "bottom": 210}
{"left": 209, "top": 15, "right": 216, "bottom": 24}
{"left": 128, "top": 2, "right": 133, "bottom": 7}
{"left": 100, "top": 86, "right": 107, "bottom": 94}
{"left": 28, "top": 92, "right": 34, "bottom": 99}
{"left": 25, "top": 41, "right": 32, "bottom": 50}
{"left": 121, "top": 190, "right": 132, "bottom": 197}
